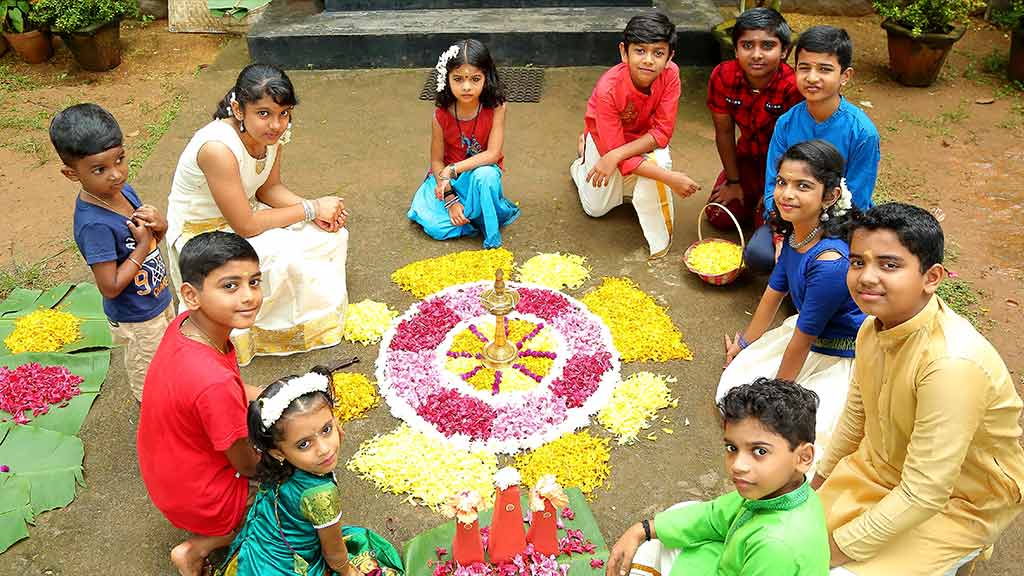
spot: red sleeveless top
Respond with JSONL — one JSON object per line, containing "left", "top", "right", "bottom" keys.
{"left": 435, "top": 106, "right": 504, "bottom": 169}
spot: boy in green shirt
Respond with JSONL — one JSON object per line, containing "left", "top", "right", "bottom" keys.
{"left": 606, "top": 378, "right": 830, "bottom": 576}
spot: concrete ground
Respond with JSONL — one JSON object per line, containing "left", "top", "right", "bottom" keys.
{"left": 3, "top": 39, "right": 1020, "bottom": 575}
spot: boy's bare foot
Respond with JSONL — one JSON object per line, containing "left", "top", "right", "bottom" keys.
{"left": 171, "top": 541, "right": 204, "bottom": 576}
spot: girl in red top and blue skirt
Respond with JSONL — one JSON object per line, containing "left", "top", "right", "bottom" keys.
{"left": 407, "top": 39, "right": 519, "bottom": 248}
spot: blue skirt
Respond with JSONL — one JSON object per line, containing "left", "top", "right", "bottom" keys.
{"left": 407, "top": 164, "right": 520, "bottom": 248}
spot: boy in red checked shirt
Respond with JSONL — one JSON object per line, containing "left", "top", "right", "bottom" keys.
{"left": 570, "top": 12, "right": 701, "bottom": 260}
{"left": 705, "top": 7, "right": 802, "bottom": 230}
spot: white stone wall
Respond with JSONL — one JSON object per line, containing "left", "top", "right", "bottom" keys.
{"left": 712, "top": 0, "right": 874, "bottom": 17}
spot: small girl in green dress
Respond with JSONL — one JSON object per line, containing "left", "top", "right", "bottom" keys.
{"left": 218, "top": 367, "right": 404, "bottom": 576}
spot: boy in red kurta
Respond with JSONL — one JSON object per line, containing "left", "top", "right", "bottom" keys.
{"left": 138, "top": 231, "right": 263, "bottom": 576}
{"left": 705, "top": 8, "right": 802, "bottom": 230}
{"left": 570, "top": 12, "right": 701, "bottom": 259}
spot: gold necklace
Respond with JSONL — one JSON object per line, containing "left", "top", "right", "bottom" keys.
{"left": 238, "top": 129, "right": 269, "bottom": 174}
{"left": 81, "top": 189, "right": 121, "bottom": 212}
{"left": 184, "top": 317, "right": 226, "bottom": 354}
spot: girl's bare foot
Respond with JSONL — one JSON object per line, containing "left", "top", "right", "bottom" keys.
{"left": 577, "top": 133, "right": 585, "bottom": 157}
{"left": 171, "top": 541, "right": 203, "bottom": 576}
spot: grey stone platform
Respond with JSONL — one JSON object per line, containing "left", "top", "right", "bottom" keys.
{"left": 248, "top": 0, "right": 723, "bottom": 70}
{"left": 326, "top": 0, "right": 654, "bottom": 9}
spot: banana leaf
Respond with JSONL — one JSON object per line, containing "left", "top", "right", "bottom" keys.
{"left": 0, "top": 473, "right": 33, "bottom": 554}
{"left": 0, "top": 283, "right": 112, "bottom": 353}
{"left": 0, "top": 422, "right": 85, "bottom": 515}
{"left": 0, "top": 350, "right": 110, "bottom": 436}
{"left": 403, "top": 488, "right": 608, "bottom": 576}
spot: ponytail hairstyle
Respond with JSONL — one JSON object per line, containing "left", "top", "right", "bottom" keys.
{"left": 213, "top": 63, "right": 299, "bottom": 121}
{"left": 434, "top": 39, "right": 506, "bottom": 110}
{"left": 247, "top": 365, "right": 335, "bottom": 487}
{"left": 769, "top": 139, "right": 857, "bottom": 239}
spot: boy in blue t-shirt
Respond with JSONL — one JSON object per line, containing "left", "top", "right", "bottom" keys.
{"left": 746, "top": 26, "right": 880, "bottom": 274}
{"left": 50, "top": 104, "right": 173, "bottom": 403}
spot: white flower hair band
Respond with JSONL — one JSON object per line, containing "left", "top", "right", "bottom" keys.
{"left": 435, "top": 44, "right": 461, "bottom": 93}
{"left": 259, "top": 372, "right": 330, "bottom": 429}
{"left": 833, "top": 178, "right": 853, "bottom": 216}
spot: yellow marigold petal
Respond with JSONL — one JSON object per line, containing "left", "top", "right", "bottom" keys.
{"left": 686, "top": 241, "right": 743, "bottom": 276}
{"left": 343, "top": 300, "right": 398, "bottom": 345}
{"left": 516, "top": 252, "right": 592, "bottom": 290}
{"left": 514, "top": 431, "right": 610, "bottom": 499}
{"left": 581, "top": 277, "right": 693, "bottom": 363}
{"left": 3, "top": 308, "right": 81, "bottom": 354}
{"left": 347, "top": 425, "right": 497, "bottom": 510}
{"left": 392, "top": 248, "right": 514, "bottom": 299}
{"left": 597, "top": 372, "right": 677, "bottom": 444}
{"left": 331, "top": 372, "right": 381, "bottom": 423}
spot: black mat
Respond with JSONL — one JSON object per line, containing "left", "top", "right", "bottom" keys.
{"left": 418, "top": 67, "right": 545, "bottom": 102}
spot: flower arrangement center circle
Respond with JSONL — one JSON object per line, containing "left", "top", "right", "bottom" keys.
{"left": 377, "top": 281, "right": 621, "bottom": 454}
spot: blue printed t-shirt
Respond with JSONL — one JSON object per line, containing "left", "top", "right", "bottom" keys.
{"left": 73, "top": 184, "right": 171, "bottom": 322}
{"left": 763, "top": 97, "right": 880, "bottom": 216}
{"left": 768, "top": 237, "right": 866, "bottom": 357}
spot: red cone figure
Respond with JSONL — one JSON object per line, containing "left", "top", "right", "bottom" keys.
{"left": 487, "top": 467, "right": 527, "bottom": 564}
{"left": 453, "top": 519, "right": 485, "bottom": 565}
{"left": 526, "top": 499, "right": 559, "bottom": 556}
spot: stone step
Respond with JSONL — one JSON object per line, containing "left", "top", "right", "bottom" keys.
{"left": 248, "top": 0, "right": 723, "bottom": 69}
{"left": 326, "top": 0, "right": 653, "bottom": 10}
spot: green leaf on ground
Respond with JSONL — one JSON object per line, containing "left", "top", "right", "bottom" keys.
{"left": 0, "top": 473, "right": 33, "bottom": 553}
{"left": 0, "top": 423, "right": 85, "bottom": 515}
{"left": 0, "top": 350, "right": 111, "bottom": 435}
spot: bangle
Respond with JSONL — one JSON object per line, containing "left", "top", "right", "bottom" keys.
{"left": 641, "top": 519, "right": 652, "bottom": 541}
{"left": 447, "top": 164, "right": 458, "bottom": 180}
{"left": 301, "top": 199, "right": 316, "bottom": 222}
{"left": 738, "top": 334, "right": 750, "bottom": 350}
{"left": 725, "top": 177, "right": 741, "bottom": 185}
{"left": 127, "top": 256, "right": 143, "bottom": 269}
{"left": 444, "top": 197, "right": 461, "bottom": 210}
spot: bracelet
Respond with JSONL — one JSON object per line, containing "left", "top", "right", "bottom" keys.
{"left": 725, "top": 177, "right": 741, "bottom": 185}
{"left": 641, "top": 519, "right": 652, "bottom": 541}
{"left": 301, "top": 199, "right": 316, "bottom": 222}
{"left": 446, "top": 164, "right": 458, "bottom": 180}
{"left": 444, "top": 198, "right": 461, "bottom": 210}
{"left": 737, "top": 334, "right": 750, "bottom": 350}
{"left": 127, "top": 256, "right": 143, "bottom": 269}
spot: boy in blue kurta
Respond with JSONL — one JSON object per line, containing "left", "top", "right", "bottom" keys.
{"left": 606, "top": 378, "right": 830, "bottom": 576}
{"left": 746, "top": 26, "right": 880, "bottom": 274}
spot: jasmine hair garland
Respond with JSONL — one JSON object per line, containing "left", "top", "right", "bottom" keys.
{"left": 436, "top": 44, "right": 461, "bottom": 92}
{"left": 258, "top": 372, "right": 330, "bottom": 429}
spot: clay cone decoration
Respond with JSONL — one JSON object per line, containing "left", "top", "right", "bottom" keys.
{"left": 526, "top": 475, "right": 569, "bottom": 557}
{"left": 527, "top": 500, "right": 560, "bottom": 556}
{"left": 453, "top": 519, "right": 485, "bottom": 565}
{"left": 444, "top": 490, "right": 486, "bottom": 566}
{"left": 487, "top": 467, "right": 528, "bottom": 564}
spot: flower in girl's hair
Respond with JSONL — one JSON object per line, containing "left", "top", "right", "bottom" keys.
{"left": 436, "top": 44, "right": 461, "bottom": 92}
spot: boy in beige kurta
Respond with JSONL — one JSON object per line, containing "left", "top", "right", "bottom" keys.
{"left": 812, "top": 203, "right": 1024, "bottom": 576}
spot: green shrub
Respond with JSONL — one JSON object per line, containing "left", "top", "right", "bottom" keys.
{"left": 872, "top": 0, "right": 983, "bottom": 36}
{"left": 991, "top": 0, "right": 1024, "bottom": 29}
{"left": 0, "top": 0, "right": 36, "bottom": 33}
{"left": 30, "top": 0, "right": 138, "bottom": 34}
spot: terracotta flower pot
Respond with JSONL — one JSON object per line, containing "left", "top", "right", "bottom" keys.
{"left": 0, "top": 34, "right": 8, "bottom": 57}
{"left": 61, "top": 19, "right": 122, "bottom": 72}
{"left": 881, "top": 18, "right": 966, "bottom": 87}
{"left": 2, "top": 29, "right": 54, "bottom": 64}
{"left": 1011, "top": 26, "right": 1024, "bottom": 84}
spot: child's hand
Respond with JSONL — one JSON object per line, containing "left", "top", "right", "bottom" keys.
{"left": 667, "top": 172, "right": 701, "bottom": 198}
{"left": 709, "top": 182, "right": 744, "bottom": 207}
{"left": 128, "top": 218, "right": 153, "bottom": 248}
{"left": 586, "top": 154, "right": 618, "bottom": 188}
{"left": 606, "top": 523, "right": 646, "bottom": 576}
{"left": 448, "top": 202, "right": 470, "bottom": 227}
{"left": 133, "top": 205, "right": 167, "bottom": 242}
{"left": 723, "top": 333, "right": 743, "bottom": 368}
{"left": 829, "top": 534, "right": 852, "bottom": 568}
{"left": 435, "top": 178, "right": 451, "bottom": 200}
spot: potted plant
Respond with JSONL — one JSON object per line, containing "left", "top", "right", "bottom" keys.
{"left": 992, "top": 0, "right": 1024, "bottom": 82}
{"left": 713, "top": 0, "right": 784, "bottom": 61}
{"left": 872, "top": 0, "right": 984, "bottom": 86}
{"left": 30, "top": 0, "right": 137, "bottom": 72}
{"left": 1, "top": 0, "right": 53, "bottom": 64}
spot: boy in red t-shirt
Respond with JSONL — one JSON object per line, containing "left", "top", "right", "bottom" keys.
{"left": 705, "top": 7, "right": 802, "bottom": 230}
{"left": 570, "top": 12, "right": 701, "bottom": 260}
{"left": 137, "top": 231, "right": 262, "bottom": 576}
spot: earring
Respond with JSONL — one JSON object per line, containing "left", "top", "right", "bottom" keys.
{"left": 820, "top": 211, "right": 830, "bottom": 222}
{"left": 236, "top": 117, "right": 245, "bottom": 133}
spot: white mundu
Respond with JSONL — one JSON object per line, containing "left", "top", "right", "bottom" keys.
{"left": 570, "top": 133, "right": 674, "bottom": 258}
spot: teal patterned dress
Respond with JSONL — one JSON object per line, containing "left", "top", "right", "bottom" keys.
{"left": 218, "top": 470, "right": 403, "bottom": 576}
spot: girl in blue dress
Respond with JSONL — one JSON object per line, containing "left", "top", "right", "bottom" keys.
{"left": 717, "top": 140, "right": 866, "bottom": 468}
{"left": 407, "top": 39, "right": 519, "bottom": 248}
{"left": 218, "top": 367, "right": 403, "bottom": 576}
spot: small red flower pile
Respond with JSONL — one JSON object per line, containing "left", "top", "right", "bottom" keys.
{"left": 0, "top": 362, "right": 83, "bottom": 424}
